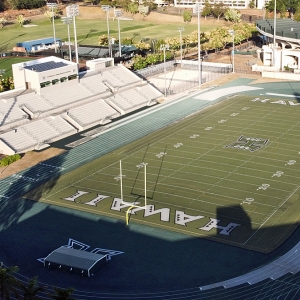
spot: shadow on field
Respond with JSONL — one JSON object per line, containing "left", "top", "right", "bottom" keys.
{"left": 0, "top": 151, "right": 68, "bottom": 231}
{"left": 0, "top": 200, "right": 300, "bottom": 298}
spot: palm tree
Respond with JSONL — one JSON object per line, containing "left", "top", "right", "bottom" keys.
{"left": 19, "top": 276, "right": 46, "bottom": 300}
{"left": 0, "top": 265, "right": 20, "bottom": 300}
{"left": 49, "top": 287, "right": 75, "bottom": 300}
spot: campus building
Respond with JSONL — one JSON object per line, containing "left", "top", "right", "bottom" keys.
{"left": 157, "top": 0, "right": 253, "bottom": 9}
{"left": 254, "top": 19, "right": 300, "bottom": 79}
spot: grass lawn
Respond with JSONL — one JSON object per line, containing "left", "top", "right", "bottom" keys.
{"left": 0, "top": 57, "right": 34, "bottom": 78}
{"left": 0, "top": 17, "right": 227, "bottom": 53}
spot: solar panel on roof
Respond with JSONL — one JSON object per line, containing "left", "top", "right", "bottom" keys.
{"left": 24, "top": 61, "right": 68, "bottom": 72}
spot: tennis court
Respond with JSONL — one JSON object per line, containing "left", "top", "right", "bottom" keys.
{"left": 25, "top": 93, "right": 300, "bottom": 254}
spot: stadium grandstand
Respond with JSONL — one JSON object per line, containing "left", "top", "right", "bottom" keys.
{"left": 0, "top": 56, "right": 163, "bottom": 155}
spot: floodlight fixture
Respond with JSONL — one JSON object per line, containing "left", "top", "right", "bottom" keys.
{"left": 61, "top": 16, "right": 73, "bottom": 62}
{"left": 193, "top": 2, "right": 202, "bottom": 86}
{"left": 102, "top": 5, "right": 112, "bottom": 57}
{"left": 46, "top": 2, "right": 58, "bottom": 53}
{"left": 177, "top": 27, "right": 184, "bottom": 67}
{"left": 228, "top": 29, "right": 235, "bottom": 73}
{"left": 66, "top": 4, "right": 79, "bottom": 65}
{"left": 114, "top": 9, "right": 123, "bottom": 58}
{"left": 160, "top": 44, "right": 170, "bottom": 98}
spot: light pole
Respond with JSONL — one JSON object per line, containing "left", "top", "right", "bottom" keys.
{"left": 46, "top": 2, "right": 58, "bottom": 53}
{"left": 229, "top": 29, "right": 235, "bottom": 73}
{"left": 66, "top": 4, "right": 79, "bottom": 65}
{"left": 177, "top": 27, "right": 184, "bottom": 67}
{"left": 193, "top": 2, "right": 202, "bottom": 86}
{"left": 61, "top": 16, "right": 72, "bottom": 62}
{"left": 273, "top": 0, "right": 276, "bottom": 67}
{"left": 160, "top": 44, "right": 169, "bottom": 98}
{"left": 102, "top": 5, "right": 112, "bottom": 58}
{"left": 114, "top": 9, "right": 122, "bottom": 58}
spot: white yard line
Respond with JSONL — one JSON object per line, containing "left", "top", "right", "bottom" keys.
{"left": 243, "top": 186, "right": 300, "bottom": 246}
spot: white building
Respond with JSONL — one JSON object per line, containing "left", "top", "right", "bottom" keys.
{"left": 158, "top": 0, "right": 252, "bottom": 9}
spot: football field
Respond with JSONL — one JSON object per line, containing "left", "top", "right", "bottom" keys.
{"left": 25, "top": 94, "right": 300, "bottom": 254}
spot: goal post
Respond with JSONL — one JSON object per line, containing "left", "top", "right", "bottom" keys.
{"left": 117, "top": 160, "right": 148, "bottom": 225}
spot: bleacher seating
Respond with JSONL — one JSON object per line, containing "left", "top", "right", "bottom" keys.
{"left": 80, "top": 76, "right": 111, "bottom": 96}
{"left": 0, "top": 116, "right": 77, "bottom": 153}
{"left": 0, "top": 97, "right": 29, "bottom": 131}
{"left": 66, "top": 100, "right": 120, "bottom": 131}
{"left": 0, "top": 63, "right": 162, "bottom": 155}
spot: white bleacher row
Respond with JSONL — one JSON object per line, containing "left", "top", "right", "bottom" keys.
{"left": 0, "top": 65, "right": 148, "bottom": 132}
{"left": 0, "top": 116, "right": 77, "bottom": 153}
{"left": 0, "top": 65, "right": 163, "bottom": 154}
{"left": 99, "top": 65, "right": 142, "bottom": 90}
{"left": 65, "top": 100, "right": 120, "bottom": 131}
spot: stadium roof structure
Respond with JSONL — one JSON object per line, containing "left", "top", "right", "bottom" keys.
{"left": 44, "top": 246, "right": 108, "bottom": 277}
{"left": 256, "top": 19, "right": 300, "bottom": 46}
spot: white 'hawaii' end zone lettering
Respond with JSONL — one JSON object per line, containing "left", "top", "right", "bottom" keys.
{"left": 63, "top": 190, "right": 89, "bottom": 202}
{"left": 175, "top": 210, "right": 205, "bottom": 226}
{"left": 62, "top": 193, "right": 241, "bottom": 236}
{"left": 199, "top": 218, "right": 240, "bottom": 236}
{"left": 251, "top": 98, "right": 300, "bottom": 106}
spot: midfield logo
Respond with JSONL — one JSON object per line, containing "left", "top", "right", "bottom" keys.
{"left": 225, "top": 136, "right": 269, "bottom": 152}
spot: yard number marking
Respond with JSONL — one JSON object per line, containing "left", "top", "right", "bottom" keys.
{"left": 190, "top": 134, "right": 199, "bottom": 138}
{"left": 218, "top": 119, "right": 227, "bottom": 123}
{"left": 257, "top": 183, "right": 270, "bottom": 191}
{"left": 136, "top": 162, "right": 148, "bottom": 169}
{"left": 174, "top": 143, "right": 183, "bottom": 148}
{"left": 156, "top": 152, "right": 167, "bottom": 158}
{"left": 205, "top": 127, "right": 214, "bottom": 131}
{"left": 230, "top": 113, "right": 239, "bottom": 117}
{"left": 242, "top": 198, "right": 254, "bottom": 205}
{"left": 286, "top": 160, "right": 296, "bottom": 166}
{"left": 114, "top": 175, "right": 125, "bottom": 181}
{"left": 272, "top": 171, "right": 284, "bottom": 177}
{"left": 242, "top": 107, "right": 250, "bottom": 110}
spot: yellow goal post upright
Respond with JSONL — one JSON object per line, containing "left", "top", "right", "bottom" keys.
{"left": 116, "top": 160, "right": 148, "bottom": 225}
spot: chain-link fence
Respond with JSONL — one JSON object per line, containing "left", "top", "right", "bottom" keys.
{"left": 134, "top": 60, "right": 177, "bottom": 79}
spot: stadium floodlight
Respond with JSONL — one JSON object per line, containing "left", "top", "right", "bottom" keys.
{"left": 160, "top": 44, "right": 169, "bottom": 98}
{"left": 61, "top": 16, "right": 73, "bottom": 62}
{"left": 273, "top": 0, "right": 276, "bottom": 67}
{"left": 228, "top": 29, "right": 235, "bottom": 73}
{"left": 193, "top": 2, "right": 202, "bottom": 87}
{"left": 114, "top": 9, "right": 122, "bottom": 58}
{"left": 177, "top": 27, "right": 184, "bottom": 67}
{"left": 46, "top": 2, "right": 58, "bottom": 53}
{"left": 102, "top": 5, "right": 112, "bottom": 58}
{"left": 66, "top": 4, "right": 79, "bottom": 65}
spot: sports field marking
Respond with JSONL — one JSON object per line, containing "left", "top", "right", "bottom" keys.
{"left": 243, "top": 185, "right": 300, "bottom": 246}
{"left": 24, "top": 94, "right": 300, "bottom": 253}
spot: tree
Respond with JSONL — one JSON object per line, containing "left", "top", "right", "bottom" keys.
{"left": 183, "top": 10, "right": 192, "bottom": 23}
{"left": 266, "top": 0, "right": 298, "bottom": 18}
{"left": 202, "top": 1, "right": 212, "bottom": 20}
{"left": 49, "top": 287, "right": 75, "bottom": 300}
{"left": 0, "top": 75, "right": 14, "bottom": 92}
{"left": 0, "top": 265, "right": 20, "bottom": 300}
{"left": 16, "top": 14, "right": 25, "bottom": 27}
{"left": 128, "top": 2, "right": 139, "bottom": 18}
{"left": 212, "top": 3, "right": 227, "bottom": 21}
{"left": 248, "top": 0, "right": 255, "bottom": 9}
{"left": 0, "top": 18, "right": 7, "bottom": 29}
{"left": 19, "top": 276, "right": 46, "bottom": 300}
{"left": 224, "top": 8, "right": 241, "bottom": 23}
{"left": 7, "top": 0, "right": 45, "bottom": 9}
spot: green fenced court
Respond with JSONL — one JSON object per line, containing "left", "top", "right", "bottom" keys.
{"left": 25, "top": 94, "right": 300, "bottom": 254}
